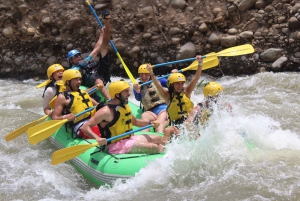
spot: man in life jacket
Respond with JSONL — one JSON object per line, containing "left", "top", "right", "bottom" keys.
{"left": 163, "top": 82, "right": 232, "bottom": 143}
{"left": 81, "top": 80, "right": 165, "bottom": 154}
{"left": 67, "top": 10, "right": 111, "bottom": 102}
{"left": 146, "top": 55, "right": 203, "bottom": 126}
{"left": 41, "top": 64, "right": 65, "bottom": 117}
{"left": 51, "top": 69, "right": 101, "bottom": 139}
{"left": 132, "top": 64, "right": 169, "bottom": 132}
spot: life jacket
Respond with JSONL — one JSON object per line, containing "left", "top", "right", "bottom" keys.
{"left": 140, "top": 82, "right": 166, "bottom": 111}
{"left": 42, "top": 81, "right": 65, "bottom": 98}
{"left": 195, "top": 102, "right": 213, "bottom": 125}
{"left": 62, "top": 90, "right": 94, "bottom": 124}
{"left": 167, "top": 92, "right": 194, "bottom": 125}
{"left": 96, "top": 103, "right": 132, "bottom": 144}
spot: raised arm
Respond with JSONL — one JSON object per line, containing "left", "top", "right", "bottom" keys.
{"left": 146, "top": 63, "right": 171, "bottom": 103}
{"left": 185, "top": 55, "right": 203, "bottom": 98}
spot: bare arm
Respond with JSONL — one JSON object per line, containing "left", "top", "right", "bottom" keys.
{"left": 186, "top": 105, "right": 200, "bottom": 123}
{"left": 99, "top": 17, "right": 110, "bottom": 57}
{"left": 146, "top": 63, "right": 170, "bottom": 103}
{"left": 185, "top": 56, "right": 203, "bottom": 98}
{"left": 81, "top": 106, "right": 111, "bottom": 145}
{"left": 52, "top": 94, "right": 75, "bottom": 121}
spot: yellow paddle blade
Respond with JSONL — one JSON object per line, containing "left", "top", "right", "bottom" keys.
{"left": 51, "top": 142, "right": 98, "bottom": 165}
{"left": 182, "top": 55, "right": 219, "bottom": 72}
{"left": 5, "top": 115, "right": 48, "bottom": 142}
{"left": 206, "top": 44, "right": 254, "bottom": 57}
{"left": 27, "top": 119, "right": 68, "bottom": 145}
{"left": 116, "top": 53, "right": 136, "bottom": 84}
{"left": 36, "top": 80, "right": 52, "bottom": 89}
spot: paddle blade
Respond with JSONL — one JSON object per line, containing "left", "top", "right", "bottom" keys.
{"left": 36, "top": 80, "right": 52, "bottom": 89}
{"left": 27, "top": 119, "right": 68, "bottom": 145}
{"left": 5, "top": 115, "right": 48, "bottom": 142}
{"left": 51, "top": 142, "right": 98, "bottom": 165}
{"left": 214, "top": 44, "right": 254, "bottom": 57}
{"left": 182, "top": 55, "right": 219, "bottom": 72}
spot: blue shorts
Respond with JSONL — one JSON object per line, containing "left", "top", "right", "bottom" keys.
{"left": 149, "top": 104, "right": 167, "bottom": 116}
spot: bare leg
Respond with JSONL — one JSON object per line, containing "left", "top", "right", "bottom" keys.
{"left": 141, "top": 111, "right": 157, "bottom": 132}
{"left": 156, "top": 110, "right": 169, "bottom": 133}
{"left": 128, "top": 134, "right": 164, "bottom": 154}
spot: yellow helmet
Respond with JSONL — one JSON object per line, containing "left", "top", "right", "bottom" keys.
{"left": 168, "top": 73, "right": 186, "bottom": 86}
{"left": 108, "top": 80, "right": 130, "bottom": 98}
{"left": 203, "top": 82, "right": 223, "bottom": 97}
{"left": 138, "top": 64, "right": 150, "bottom": 74}
{"left": 47, "top": 64, "right": 64, "bottom": 79}
{"left": 62, "top": 69, "right": 82, "bottom": 84}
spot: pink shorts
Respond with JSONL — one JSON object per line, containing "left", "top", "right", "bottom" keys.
{"left": 108, "top": 136, "right": 137, "bottom": 154}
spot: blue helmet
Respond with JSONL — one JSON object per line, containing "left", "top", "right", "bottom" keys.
{"left": 67, "top": 50, "right": 81, "bottom": 63}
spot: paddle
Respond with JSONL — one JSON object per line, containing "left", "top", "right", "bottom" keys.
{"left": 5, "top": 115, "right": 48, "bottom": 142}
{"left": 27, "top": 106, "right": 96, "bottom": 145}
{"left": 141, "top": 55, "right": 219, "bottom": 86}
{"left": 85, "top": 0, "right": 136, "bottom": 84}
{"left": 147, "top": 44, "right": 254, "bottom": 68}
{"left": 51, "top": 124, "right": 154, "bottom": 165}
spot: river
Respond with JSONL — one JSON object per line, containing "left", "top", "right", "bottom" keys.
{"left": 1, "top": 72, "right": 299, "bottom": 201}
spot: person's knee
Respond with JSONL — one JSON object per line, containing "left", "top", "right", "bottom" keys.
{"left": 95, "top": 78, "right": 104, "bottom": 85}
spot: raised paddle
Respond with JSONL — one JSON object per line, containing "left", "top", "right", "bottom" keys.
{"left": 27, "top": 106, "right": 96, "bottom": 145}
{"left": 146, "top": 44, "right": 254, "bottom": 68}
{"left": 141, "top": 54, "right": 219, "bottom": 86}
{"left": 51, "top": 124, "right": 154, "bottom": 165}
{"left": 86, "top": 0, "right": 136, "bottom": 84}
{"left": 5, "top": 115, "right": 48, "bottom": 142}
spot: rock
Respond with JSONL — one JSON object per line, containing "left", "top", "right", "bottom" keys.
{"left": 3, "top": 27, "right": 13, "bottom": 38}
{"left": 27, "top": 28, "right": 36, "bottom": 36}
{"left": 168, "top": 27, "right": 181, "bottom": 35}
{"left": 14, "top": 56, "right": 24, "bottom": 66}
{"left": 221, "top": 35, "right": 237, "bottom": 47}
{"left": 260, "top": 48, "right": 283, "bottom": 62}
{"left": 288, "top": 17, "right": 300, "bottom": 30}
{"left": 42, "top": 48, "right": 53, "bottom": 57}
{"left": 47, "top": 56, "right": 57, "bottom": 65}
{"left": 271, "top": 56, "right": 287, "bottom": 71}
{"left": 239, "top": 31, "right": 253, "bottom": 39}
{"left": 128, "top": 46, "right": 140, "bottom": 58}
{"left": 228, "top": 28, "right": 238, "bottom": 35}
{"left": 238, "top": 0, "right": 256, "bottom": 12}
{"left": 171, "top": 0, "right": 186, "bottom": 9}
{"left": 199, "top": 23, "right": 209, "bottom": 32}
{"left": 208, "top": 32, "right": 221, "bottom": 45}
{"left": 176, "top": 42, "right": 196, "bottom": 60}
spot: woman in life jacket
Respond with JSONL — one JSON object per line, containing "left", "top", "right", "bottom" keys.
{"left": 186, "top": 82, "right": 232, "bottom": 125}
{"left": 163, "top": 82, "right": 232, "bottom": 143}
{"left": 146, "top": 55, "right": 203, "bottom": 126}
{"left": 132, "top": 64, "right": 169, "bottom": 132}
{"left": 41, "top": 64, "right": 65, "bottom": 117}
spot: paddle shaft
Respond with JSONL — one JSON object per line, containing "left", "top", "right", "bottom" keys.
{"left": 85, "top": 1, "right": 136, "bottom": 84}
{"left": 51, "top": 124, "right": 154, "bottom": 165}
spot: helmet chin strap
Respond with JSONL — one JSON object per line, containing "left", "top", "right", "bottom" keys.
{"left": 116, "top": 93, "right": 125, "bottom": 106}
{"left": 66, "top": 81, "right": 75, "bottom": 91}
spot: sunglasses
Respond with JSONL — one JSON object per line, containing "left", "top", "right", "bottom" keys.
{"left": 72, "top": 54, "right": 81, "bottom": 59}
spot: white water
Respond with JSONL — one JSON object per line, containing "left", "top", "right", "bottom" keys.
{"left": 1, "top": 72, "right": 300, "bottom": 201}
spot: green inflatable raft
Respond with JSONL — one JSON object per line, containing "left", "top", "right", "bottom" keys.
{"left": 49, "top": 101, "right": 164, "bottom": 186}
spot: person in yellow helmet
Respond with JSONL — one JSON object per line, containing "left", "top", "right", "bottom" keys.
{"left": 146, "top": 55, "right": 203, "bottom": 126}
{"left": 42, "top": 64, "right": 64, "bottom": 117}
{"left": 162, "top": 82, "right": 232, "bottom": 143}
{"left": 132, "top": 64, "right": 169, "bottom": 133}
{"left": 81, "top": 80, "right": 164, "bottom": 154}
{"left": 52, "top": 69, "right": 101, "bottom": 139}
{"left": 186, "top": 82, "right": 232, "bottom": 125}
